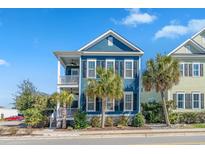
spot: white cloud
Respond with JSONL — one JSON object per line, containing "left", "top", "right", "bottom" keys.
{"left": 0, "top": 59, "right": 9, "bottom": 66}
{"left": 112, "top": 9, "right": 157, "bottom": 27}
{"left": 155, "top": 19, "right": 205, "bottom": 39}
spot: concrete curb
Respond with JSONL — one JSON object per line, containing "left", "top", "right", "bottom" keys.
{"left": 31, "top": 128, "right": 205, "bottom": 137}
{"left": 1, "top": 128, "right": 205, "bottom": 139}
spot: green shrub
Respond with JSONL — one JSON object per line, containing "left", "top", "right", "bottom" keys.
{"left": 133, "top": 113, "right": 145, "bottom": 127}
{"left": 117, "top": 116, "right": 128, "bottom": 126}
{"left": 105, "top": 117, "right": 114, "bottom": 127}
{"left": 169, "top": 112, "right": 179, "bottom": 124}
{"left": 169, "top": 112, "right": 205, "bottom": 124}
{"left": 180, "top": 112, "right": 197, "bottom": 124}
{"left": 23, "top": 108, "right": 45, "bottom": 127}
{"left": 141, "top": 102, "right": 164, "bottom": 123}
{"left": 73, "top": 110, "right": 88, "bottom": 129}
{"left": 90, "top": 116, "right": 101, "bottom": 128}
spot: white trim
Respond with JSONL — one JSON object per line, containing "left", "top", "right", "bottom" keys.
{"left": 82, "top": 51, "right": 143, "bottom": 56}
{"left": 57, "top": 60, "right": 61, "bottom": 84}
{"left": 176, "top": 92, "right": 185, "bottom": 109}
{"left": 192, "top": 63, "right": 200, "bottom": 77}
{"left": 168, "top": 39, "right": 205, "bottom": 56}
{"left": 78, "top": 57, "right": 82, "bottom": 109}
{"left": 124, "top": 59, "right": 134, "bottom": 79}
{"left": 124, "top": 92, "right": 133, "bottom": 112}
{"left": 87, "top": 59, "right": 96, "bottom": 79}
{"left": 86, "top": 96, "right": 96, "bottom": 112}
{"left": 191, "top": 27, "right": 205, "bottom": 39}
{"left": 180, "top": 63, "right": 184, "bottom": 77}
{"left": 138, "top": 57, "right": 141, "bottom": 112}
{"left": 192, "top": 92, "right": 201, "bottom": 109}
{"left": 78, "top": 29, "right": 144, "bottom": 53}
{"left": 105, "top": 59, "right": 115, "bottom": 72}
{"left": 106, "top": 98, "right": 115, "bottom": 112}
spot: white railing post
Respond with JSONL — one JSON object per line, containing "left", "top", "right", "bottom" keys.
{"left": 57, "top": 60, "right": 61, "bottom": 84}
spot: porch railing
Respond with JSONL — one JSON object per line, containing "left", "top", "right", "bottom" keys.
{"left": 59, "top": 75, "right": 79, "bottom": 85}
{"left": 57, "top": 108, "right": 78, "bottom": 118}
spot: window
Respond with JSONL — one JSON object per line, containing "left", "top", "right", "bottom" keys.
{"left": 186, "top": 45, "right": 191, "bottom": 53}
{"left": 106, "top": 97, "right": 114, "bottom": 111}
{"left": 124, "top": 92, "right": 133, "bottom": 111}
{"left": 193, "top": 63, "right": 200, "bottom": 77}
{"left": 86, "top": 96, "right": 96, "bottom": 112}
{"left": 87, "top": 59, "right": 96, "bottom": 78}
{"left": 179, "top": 63, "right": 184, "bottom": 76}
{"left": 177, "top": 93, "right": 185, "bottom": 109}
{"left": 106, "top": 59, "right": 115, "bottom": 72}
{"left": 108, "top": 37, "right": 113, "bottom": 46}
{"left": 192, "top": 93, "right": 201, "bottom": 109}
{"left": 71, "top": 68, "right": 79, "bottom": 76}
{"left": 124, "top": 60, "right": 133, "bottom": 79}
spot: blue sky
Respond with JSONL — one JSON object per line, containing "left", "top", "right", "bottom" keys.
{"left": 1, "top": 8, "right": 205, "bottom": 107}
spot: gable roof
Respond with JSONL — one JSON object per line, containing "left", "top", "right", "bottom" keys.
{"left": 168, "top": 27, "right": 205, "bottom": 56}
{"left": 78, "top": 29, "right": 144, "bottom": 53}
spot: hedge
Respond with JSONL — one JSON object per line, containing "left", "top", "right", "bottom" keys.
{"left": 169, "top": 112, "right": 205, "bottom": 124}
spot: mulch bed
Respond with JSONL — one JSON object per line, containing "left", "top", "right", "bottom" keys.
{"left": 54, "top": 125, "right": 151, "bottom": 131}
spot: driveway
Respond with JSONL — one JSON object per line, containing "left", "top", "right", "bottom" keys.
{"left": 0, "top": 121, "right": 23, "bottom": 127}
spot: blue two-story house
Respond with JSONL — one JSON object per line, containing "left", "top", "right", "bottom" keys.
{"left": 54, "top": 29, "right": 144, "bottom": 119}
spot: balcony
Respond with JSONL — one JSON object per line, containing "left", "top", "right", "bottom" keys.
{"left": 58, "top": 75, "right": 79, "bottom": 85}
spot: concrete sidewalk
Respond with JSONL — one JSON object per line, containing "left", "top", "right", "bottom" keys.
{"left": 29, "top": 128, "right": 205, "bottom": 138}
{"left": 1, "top": 127, "right": 205, "bottom": 139}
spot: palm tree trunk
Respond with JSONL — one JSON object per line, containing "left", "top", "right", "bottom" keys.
{"left": 62, "top": 103, "right": 67, "bottom": 129}
{"left": 101, "top": 97, "right": 106, "bottom": 128}
{"left": 160, "top": 91, "right": 170, "bottom": 127}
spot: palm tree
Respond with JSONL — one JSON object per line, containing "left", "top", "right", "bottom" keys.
{"left": 86, "top": 67, "right": 124, "bottom": 128}
{"left": 50, "top": 90, "right": 74, "bottom": 129}
{"left": 142, "top": 54, "right": 179, "bottom": 126}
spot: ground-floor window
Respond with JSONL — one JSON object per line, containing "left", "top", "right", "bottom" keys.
{"left": 192, "top": 92, "right": 201, "bottom": 109}
{"left": 86, "top": 96, "right": 96, "bottom": 112}
{"left": 177, "top": 93, "right": 185, "bottom": 109}
{"left": 124, "top": 92, "right": 133, "bottom": 111}
{"left": 106, "top": 97, "right": 114, "bottom": 111}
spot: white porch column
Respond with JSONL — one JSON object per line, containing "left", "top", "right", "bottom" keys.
{"left": 78, "top": 57, "right": 82, "bottom": 109}
{"left": 138, "top": 57, "right": 141, "bottom": 113}
{"left": 57, "top": 60, "right": 61, "bottom": 84}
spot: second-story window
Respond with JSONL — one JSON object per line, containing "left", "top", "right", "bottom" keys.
{"left": 87, "top": 59, "right": 96, "bottom": 78}
{"left": 106, "top": 59, "right": 115, "bottom": 72}
{"left": 193, "top": 63, "right": 200, "bottom": 77}
{"left": 124, "top": 60, "right": 133, "bottom": 79}
{"left": 180, "top": 63, "right": 184, "bottom": 76}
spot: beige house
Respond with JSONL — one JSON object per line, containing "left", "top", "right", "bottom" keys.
{"left": 168, "top": 28, "right": 205, "bottom": 111}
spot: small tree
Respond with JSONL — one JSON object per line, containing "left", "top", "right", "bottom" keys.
{"left": 51, "top": 90, "right": 74, "bottom": 129}
{"left": 15, "top": 80, "right": 37, "bottom": 112}
{"left": 86, "top": 67, "right": 124, "bottom": 128}
{"left": 142, "top": 54, "right": 179, "bottom": 126}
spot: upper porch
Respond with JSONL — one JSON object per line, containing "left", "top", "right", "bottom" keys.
{"left": 54, "top": 51, "right": 81, "bottom": 87}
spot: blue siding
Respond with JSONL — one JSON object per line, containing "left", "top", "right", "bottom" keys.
{"left": 80, "top": 55, "right": 140, "bottom": 115}
{"left": 85, "top": 35, "right": 136, "bottom": 52}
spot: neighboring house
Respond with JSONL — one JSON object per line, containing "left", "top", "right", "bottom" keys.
{"left": 0, "top": 108, "right": 18, "bottom": 119}
{"left": 54, "top": 29, "right": 144, "bottom": 119}
{"left": 167, "top": 28, "right": 205, "bottom": 111}
{"left": 140, "top": 87, "right": 161, "bottom": 103}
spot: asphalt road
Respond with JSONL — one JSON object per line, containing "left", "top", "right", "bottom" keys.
{"left": 0, "top": 135, "right": 205, "bottom": 145}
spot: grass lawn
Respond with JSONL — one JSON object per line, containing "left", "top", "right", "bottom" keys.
{"left": 191, "top": 123, "right": 205, "bottom": 128}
